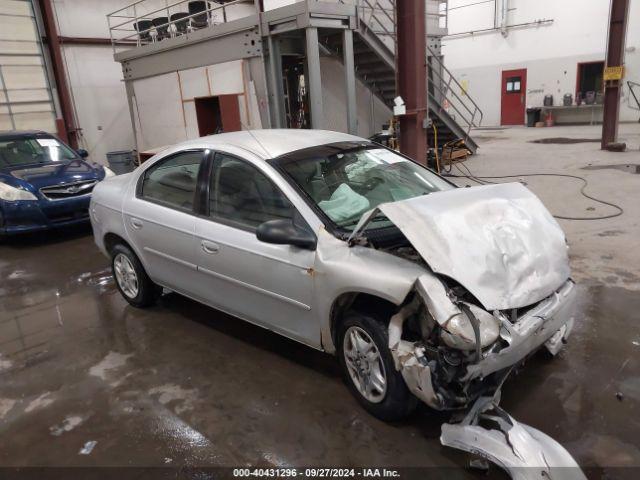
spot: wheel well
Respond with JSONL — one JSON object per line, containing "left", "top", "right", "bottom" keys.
{"left": 330, "top": 292, "right": 397, "bottom": 347}
{"left": 103, "top": 232, "right": 132, "bottom": 255}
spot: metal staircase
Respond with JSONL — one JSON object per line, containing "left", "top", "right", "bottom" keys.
{"left": 326, "top": 0, "right": 483, "bottom": 153}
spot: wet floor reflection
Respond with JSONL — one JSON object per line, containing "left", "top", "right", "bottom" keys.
{"left": 1, "top": 230, "right": 639, "bottom": 478}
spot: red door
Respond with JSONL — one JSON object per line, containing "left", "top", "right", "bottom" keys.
{"left": 500, "top": 69, "right": 527, "bottom": 125}
{"left": 218, "top": 94, "right": 241, "bottom": 132}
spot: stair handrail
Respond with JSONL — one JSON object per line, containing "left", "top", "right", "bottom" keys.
{"left": 427, "top": 45, "right": 483, "bottom": 132}
{"left": 338, "top": 0, "right": 483, "bottom": 137}
{"left": 628, "top": 81, "right": 640, "bottom": 110}
{"left": 356, "top": 0, "right": 396, "bottom": 44}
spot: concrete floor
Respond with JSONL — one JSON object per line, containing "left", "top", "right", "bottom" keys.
{"left": 1, "top": 124, "right": 639, "bottom": 478}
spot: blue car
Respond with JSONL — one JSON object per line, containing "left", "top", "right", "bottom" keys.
{"left": 0, "top": 130, "right": 115, "bottom": 236}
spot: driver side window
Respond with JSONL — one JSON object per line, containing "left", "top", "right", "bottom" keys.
{"left": 209, "top": 153, "right": 293, "bottom": 230}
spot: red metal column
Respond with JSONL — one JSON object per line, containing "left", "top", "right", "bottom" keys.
{"left": 396, "top": 0, "right": 427, "bottom": 164}
{"left": 38, "top": 0, "right": 78, "bottom": 148}
{"left": 601, "top": 0, "right": 630, "bottom": 150}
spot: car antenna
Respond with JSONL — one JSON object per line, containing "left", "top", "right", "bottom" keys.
{"left": 241, "top": 122, "right": 273, "bottom": 159}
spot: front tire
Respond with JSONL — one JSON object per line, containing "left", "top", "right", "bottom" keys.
{"left": 337, "top": 312, "right": 417, "bottom": 421}
{"left": 111, "top": 244, "right": 160, "bottom": 308}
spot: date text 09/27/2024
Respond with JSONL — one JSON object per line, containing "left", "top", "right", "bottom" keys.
{"left": 233, "top": 469, "right": 400, "bottom": 478}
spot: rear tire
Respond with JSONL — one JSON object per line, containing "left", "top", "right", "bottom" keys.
{"left": 337, "top": 312, "right": 417, "bottom": 421}
{"left": 111, "top": 243, "right": 160, "bottom": 308}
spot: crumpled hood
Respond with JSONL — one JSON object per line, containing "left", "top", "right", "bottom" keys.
{"left": 376, "top": 183, "right": 570, "bottom": 310}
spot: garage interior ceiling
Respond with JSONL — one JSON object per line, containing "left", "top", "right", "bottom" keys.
{"left": 0, "top": 0, "right": 57, "bottom": 133}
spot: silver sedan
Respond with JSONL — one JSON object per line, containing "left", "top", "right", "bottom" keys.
{"left": 90, "top": 130, "right": 581, "bottom": 475}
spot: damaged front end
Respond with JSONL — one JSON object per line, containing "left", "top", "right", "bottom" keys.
{"left": 387, "top": 273, "right": 581, "bottom": 478}
{"left": 345, "top": 183, "right": 578, "bottom": 409}
{"left": 388, "top": 273, "right": 577, "bottom": 411}
{"left": 347, "top": 182, "right": 582, "bottom": 476}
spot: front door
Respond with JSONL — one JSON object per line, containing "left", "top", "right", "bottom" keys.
{"left": 192, "top": 151, "right": 317, "bottom": 346}
{"left": 501, "top": 69, "right": 527, "bottom": 125}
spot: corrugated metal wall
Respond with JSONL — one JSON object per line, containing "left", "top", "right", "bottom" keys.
{"left": 0, "top": 0, "right": 56, "bottom": 132}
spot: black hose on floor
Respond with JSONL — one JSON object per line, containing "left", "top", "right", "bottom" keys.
{"left": 443, "top": 161, "right": 625, "bottom": 221}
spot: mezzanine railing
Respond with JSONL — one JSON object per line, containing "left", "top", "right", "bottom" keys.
{"left": 107, "top": 0, "right": 254, "bottom": 54}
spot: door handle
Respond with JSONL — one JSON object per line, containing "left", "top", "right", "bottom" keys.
{"left": 130, "top": 218, "right": 143, "bottom": 229}
{"left": 201, "top": 240, "right": 220, "bottom": 254}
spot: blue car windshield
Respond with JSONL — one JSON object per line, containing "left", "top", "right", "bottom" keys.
{"left": 0, "top": 137, "right": 78, "bottom": 168}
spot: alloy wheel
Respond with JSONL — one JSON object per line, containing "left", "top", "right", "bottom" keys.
{"left": 343, "top": 325, "right": 387, "bottom": 403}
{"left": 113, "top": 253, "right": 139, "bottom": 299}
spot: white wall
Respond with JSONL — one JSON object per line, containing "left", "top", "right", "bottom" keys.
{"left": 132, "top": 59, "right": 258, "bottom": 151}
{"left": 51, "top": 0, "right": 134, "bottom": 163}
{"left": 61, "top": 45, "right": 134, "bottom": 164}
{"left": 53, "top": 0, "right": 131, "bottom": 38}
{"left": 442, "top": 0, "right": 640, "bottom": 125}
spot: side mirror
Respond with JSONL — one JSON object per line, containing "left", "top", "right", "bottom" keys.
{"left": 256, "top": 219, "right": 317, "bottom": 250}
{"left": 77, "top": 149, "right": 89, "bottom": 158}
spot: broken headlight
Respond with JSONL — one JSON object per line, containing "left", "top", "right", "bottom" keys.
{"left": 440, "top": 302, "right": 500, "bottom": 352}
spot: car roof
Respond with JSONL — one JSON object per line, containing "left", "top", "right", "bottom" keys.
{"left": 0, "top": 130, "right": 53, "bottom": 140}
{"left": 173, "top": 129, "right": 367, "bottom": 159}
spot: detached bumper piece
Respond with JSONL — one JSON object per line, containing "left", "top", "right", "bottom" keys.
{"left": 441, "top": 396, "right": 586, "bottom": 480}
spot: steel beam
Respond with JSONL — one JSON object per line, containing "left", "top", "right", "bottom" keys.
{"left": 305, "top": 27, "right": 324, "bottom": 129}
{"left": 38, "top": 0, "right": 78, "bottom": 148}
{"left": 343, "top": 29, "right": 357, "bottom": 135}
{"left": 396, "top": 0, "right": 427, "bottom": 164}
{"left": 601, "top": 0, "right": 630, "bottom": 150}
{"left": 267, "top": 35, "right": 285, "bottom": 128}
{"left": 124, "top": 80, "right": 141, "bottom": 163}
{"left": 119, "top": 27, "right": 262, "bottom": 81}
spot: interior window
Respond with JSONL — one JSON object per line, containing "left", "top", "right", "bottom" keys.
{"left": 141, "top": 150, "right": 203, "bottom": 211}
{"left": 210, "top": 153, "right": 293, "bottom": 230}
{"left": 577, "top": 61, "right": 604, "bottom": 94}
{"left": 506, "top": 76, "right": 521, "bottom": 93}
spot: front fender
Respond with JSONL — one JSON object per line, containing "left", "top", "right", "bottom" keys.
{"left": 313, "top": 228, "right": 429, "bottom": 353}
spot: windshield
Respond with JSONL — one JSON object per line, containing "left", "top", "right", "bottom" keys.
{"left": 0, "top": 137, "right": 78, "bottom": 168}
{"left": 275, "top": 144, "right": 454, "bottom": 230}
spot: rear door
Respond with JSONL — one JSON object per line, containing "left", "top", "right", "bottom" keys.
{"left": 501, "top": 68, "right": 527, "bottom": 125}
{"left": 192, "top": 151, "right": 318, "bottom": 346}
{"left": 123, "top": 149, "right": 208, "bottom": 292}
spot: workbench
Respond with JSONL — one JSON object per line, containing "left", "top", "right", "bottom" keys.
{"left": 541, "top": 104, "right": 604, "bottom": 125}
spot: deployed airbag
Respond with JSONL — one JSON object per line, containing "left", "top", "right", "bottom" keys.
{"left": 318, "top": 183, "right": 370, "bottom": 223}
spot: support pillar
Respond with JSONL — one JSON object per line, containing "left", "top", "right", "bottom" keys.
{"left": 343, "top": 29, "right": 357, "bottom": 135}
{"left": 267, "top": 35, "right": 285, "bottom": 128}
{"left": 396, "top": 0, "right": 427, "bottom": 164}
{"left": 124, "top": 80, "right": 141, "bottom": 163}
{"left": 38, "top": 0, "right": 78, "bottom": 148}
{"left": 305, "top": 27, "right": 324, "bottom": 129}
{"left": 601, "top": 0, "right": 630, "bottom": 150}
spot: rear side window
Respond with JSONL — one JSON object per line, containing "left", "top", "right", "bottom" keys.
{"left": 141, "top": 150, "right": 203, "bottom": 211}
{"left": 209, "top": 153, "right": 293, "bottom": 230}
